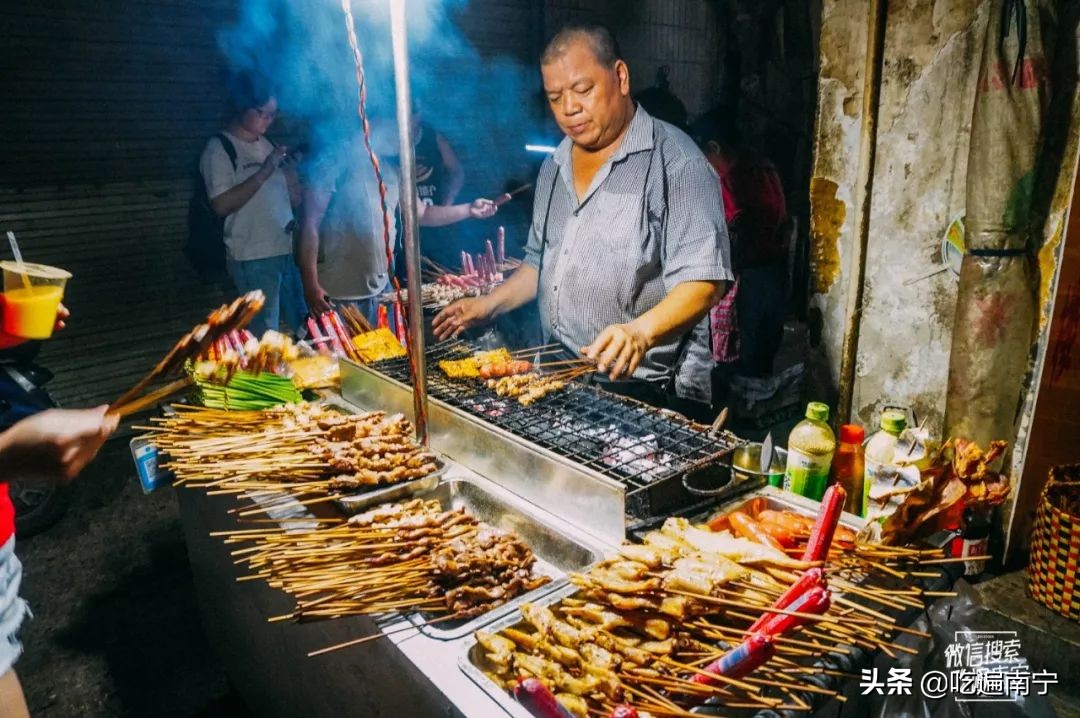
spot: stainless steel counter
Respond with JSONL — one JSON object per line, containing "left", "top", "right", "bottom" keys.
{"left": 175, "top": 404, "right": 620, "bottom": 718}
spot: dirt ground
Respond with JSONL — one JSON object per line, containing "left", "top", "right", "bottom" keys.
{"left": 13, "top": 437, "right": 250, "bottom": 718}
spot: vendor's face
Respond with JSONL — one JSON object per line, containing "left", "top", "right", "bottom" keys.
{"left": 241, "top": 98, "right": 278, "bottom": 137}
{"left": 542, "top": 41, "right": 631, "bottom": 152}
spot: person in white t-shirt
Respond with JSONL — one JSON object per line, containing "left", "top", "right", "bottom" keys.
{"left": 199, "top": 76, "right": 307, "bottom": 335}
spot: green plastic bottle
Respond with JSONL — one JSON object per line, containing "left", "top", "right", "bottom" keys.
{"left": 783, "top": 402, "right": 837, "bottom": 501}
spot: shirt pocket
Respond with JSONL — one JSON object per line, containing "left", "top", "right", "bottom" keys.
{"left": 592, "top": 190, "right": 645, "bottom": 250}
{"left": 586, "top": 191, "right": 650, "bottom": 313}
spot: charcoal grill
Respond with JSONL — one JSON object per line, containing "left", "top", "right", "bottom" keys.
{"left": 366, "top": 340, "right": 746, "bottom": 529}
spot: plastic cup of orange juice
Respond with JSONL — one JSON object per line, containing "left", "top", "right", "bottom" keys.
{"left": 1, "top": 261, "right": 71, "bottom": 339}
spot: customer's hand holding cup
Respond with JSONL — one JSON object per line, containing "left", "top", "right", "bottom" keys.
{"left": 0, "top": 262, "right": 71, "bottom": 340}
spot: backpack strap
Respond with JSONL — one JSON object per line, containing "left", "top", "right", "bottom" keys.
{"left": 215, "top": 132, "right": 238, "bottom": 171}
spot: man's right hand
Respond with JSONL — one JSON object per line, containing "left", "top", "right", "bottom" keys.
{"left": 257, "top": 146, "right": 288, "bottom": 181}
{"left": 432, "top": 296, "right": 496, "bottom": 340}
{"left": 304, "top": 281, "right": 333, "bottom": 316}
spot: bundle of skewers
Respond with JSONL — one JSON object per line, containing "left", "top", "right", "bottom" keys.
{"left": 386, "top": 281, "right": 483, "bottom": 309}
{"left": 140, "top": 403, "right": 438, "bottom": 502}
{"left": 476, "top": 485, "right": 968, "bottom": 718}
{"left": 305, "top": 308, "right": 364, "bottom": 362}
{"left": 216, "top": 498, "right": 552, "bottom": 626}
{"left": 439, "top": 347, "right": 516, "bottom": 378}
{"left": 399, "top": 228, "right": 522, "bottom": 310}
{"left": 106, "top": 291, "right": 266, "bottom": 419}
{"left": 436, "top": 342, "right": 597, "bottom": 405}
{"left": 189, "top": 329, "right": 305, "bottom": 409}
{"left": 304, "top": 305, "right": 407, "bottom": 364}
{"left": 483, "top": 354, "right": 597, "bottom": 406}
{"left": 420, "top": 230, "right": 515, "bottom": 290}
{"left": 421, "top": 255, "right": 503, "bottom": 294}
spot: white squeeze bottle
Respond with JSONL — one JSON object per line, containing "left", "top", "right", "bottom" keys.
{"left": 862, "top": 410, "right": 916, "bottom": 521}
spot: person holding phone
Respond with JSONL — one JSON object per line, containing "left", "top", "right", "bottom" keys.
{"left": 199, "top": 73, "right": 308, "bottom": 335}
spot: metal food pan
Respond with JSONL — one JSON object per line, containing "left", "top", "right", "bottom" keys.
{"left": 457, "top": 584, "right": 580, "bottom": 718}
{"left": 695, "top": 485, "right": 866, "bottom": 533}
{"left": 456, "top": 493, "right": 868, "bottom": 717}
{"left": 406, "top": 478, "right": 606, "bottom": 641}
{"left": 698, "top": 486, "right": 882, "bottom": 604}
{"left": 333, "top": 459, "right": 448, "bottom": 514}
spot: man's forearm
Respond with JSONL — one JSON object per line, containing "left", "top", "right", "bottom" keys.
{"left": 420, "top": 203, "right": 471, "bottom": 227}
{"left": 628, "top": 280, "right": 726, "bottom": 347}
{"left": 210, "top": 170, "right": 270, "bottom": 216}
{"left": 485, "top": 264, "right": 539, "bottom": 316}
{"left": 297, "top": 226, "right": 320, "bottom": 284}
{"left": 442, "top": 167, "right": 465, "bottom": 206}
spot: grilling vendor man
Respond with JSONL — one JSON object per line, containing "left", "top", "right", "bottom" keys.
{"left": 434, "top": 23, "right": 732, "bottom": 421}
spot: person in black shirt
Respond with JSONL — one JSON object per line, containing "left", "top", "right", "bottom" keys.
{"left": 410, "top": 103, "right": 465, "bottom": 207}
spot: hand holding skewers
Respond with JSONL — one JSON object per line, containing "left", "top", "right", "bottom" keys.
{"left": 0, "top": 406, "right": 118, "bottom": 484}
{"left": 582, "top": 323, "right": 650, "bottom": 381}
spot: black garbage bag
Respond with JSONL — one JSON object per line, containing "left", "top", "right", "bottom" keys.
{"left": 860, "top": 581, "right": 1059, "bottom": 718}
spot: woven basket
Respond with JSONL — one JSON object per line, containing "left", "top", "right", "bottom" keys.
{"left": 1027, "top": 464, "right": 1080, "bottom": 622}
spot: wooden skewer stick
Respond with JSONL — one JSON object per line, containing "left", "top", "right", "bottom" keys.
{"left": 108, "top": 376, "right": 194, "bottom": 418}
{"left": 420, "top": 256, "right": 450, "bottom": 276}
{"left": 493, "top": 183, "right": 533, "bottom": 206}
{"left": 510, "top": 342, "right": 562, "bottom": 356}
{"left": 910, "top": 555, "right": 992, "bottom": 566}
{"left": 537, "top": 358, "right": 594, "bottom": 368}
{"left": 234, "top": 493, "right": 340, "bottom": 517}
{"left": 744, "top": 673, "right": 842, "bottom": 699}
{"left": 655, "top": 655, "right": 760, "bottom": 694}
{"left": 307, "top": 613, "right": 466, "bottom": 656}
{"left": 665, "top": 589, "right": 876, "bottom": 626}
{"left": 625, "top": 682, "right": 687, "bottom": 713}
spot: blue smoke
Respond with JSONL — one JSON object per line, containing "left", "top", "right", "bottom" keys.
{"left": 214, "top": 0, "right": 547, "bottom": 263}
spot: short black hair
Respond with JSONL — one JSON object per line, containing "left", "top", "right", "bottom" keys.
{"left": 227, "top": 72, "right": 274, "bottom": 117}
{"left": 541, "top": 22, "right": 622, "bottom": 68}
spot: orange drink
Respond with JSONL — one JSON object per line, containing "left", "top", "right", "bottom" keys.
{"left": 1, "top": 261, "right": 71, "bottom": 339}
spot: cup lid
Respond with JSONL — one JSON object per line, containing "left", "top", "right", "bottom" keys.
{"left": 0, "top": 261, "right": 72, "bottom": 280}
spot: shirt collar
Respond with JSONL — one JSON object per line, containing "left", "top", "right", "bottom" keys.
{"left": 552, "top": 104, "right": 655, "bottom": 169}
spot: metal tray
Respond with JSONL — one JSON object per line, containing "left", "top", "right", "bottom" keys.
{"left": 457, "top": 584, "right": 580, "bottom": 718}
{"left": 333, "top": 459, "right": 449, "bottom": 514}
{"left": 405, "top": 477, "right": 607, "bottom": 641}
{"left": 694, "top": 484, "right": 866, "bottom": 534}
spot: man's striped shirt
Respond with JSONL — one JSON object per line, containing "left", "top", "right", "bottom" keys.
{"left": 524, "top": 106, "right": 733, "bottom": 403}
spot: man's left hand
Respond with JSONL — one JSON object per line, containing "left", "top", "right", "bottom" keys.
{"left": 583, "top": 323, "right": 650, "bottom": 381}
{"left": 468, "top": 198, "right": 498, "bottom": 219}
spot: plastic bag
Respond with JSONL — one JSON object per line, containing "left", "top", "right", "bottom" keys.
{"left": 858, "top": 581, "right": 1058, "bottom": 718}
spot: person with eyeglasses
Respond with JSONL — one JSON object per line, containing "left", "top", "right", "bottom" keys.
{"left": 198, "top": 73, "right": 308, "bottom": 335}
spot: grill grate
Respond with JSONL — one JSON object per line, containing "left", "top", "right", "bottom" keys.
{"left": 369, "top": 341, "right": 742, "bottom": 510}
